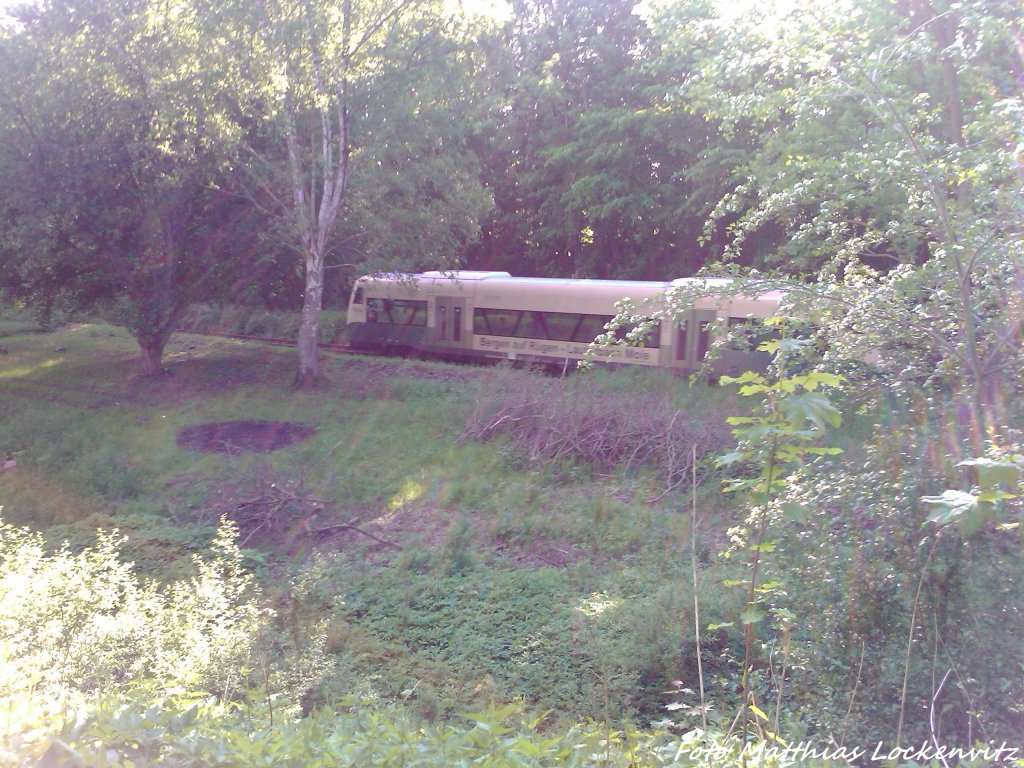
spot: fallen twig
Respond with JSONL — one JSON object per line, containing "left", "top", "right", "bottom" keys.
{"left": 305, "top": 517, "right": 402, "bottom": 550}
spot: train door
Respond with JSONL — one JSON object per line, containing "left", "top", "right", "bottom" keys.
{"left": 675, "top": 309, "right": 716, "bottom": 372}
{"left": 434, "top": 296, "right": 467, "bottom": 352}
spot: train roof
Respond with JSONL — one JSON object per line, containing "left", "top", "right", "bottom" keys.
{"left": 418, "top": 270, "right": 511, "bottom": 280}
{"left": 355, "top": 272, "right": 783, "bottom": 314}
{"left": 419, "top": 272, "right": 672, "bottom": 290}
{"left": 359, "top": 272, "right": 748, "bottom": 290}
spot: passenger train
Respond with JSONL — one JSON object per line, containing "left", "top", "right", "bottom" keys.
{"left": 345, "top": 271, "right": 783, "bottom": 374}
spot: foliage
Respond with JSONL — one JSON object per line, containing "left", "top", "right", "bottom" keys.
{"left": 0, "top": 302, "right": 41, "bottom": 337}
{"left": 3, "top": 318, "right": 1024, "bottom": 757}
{"left": 713, "top": 351, "right": 843, "bottom": 740}
{"left": 2, "top": 0, "right": 1024, "bottom": 758}
{"left": 666, "top": 0, "right": 1023, "bottom": 442}
{"left": 921, "top": 448, "right": 1022, "bottom": 536}
{"left": 0, "top": 461, "right": 811, "bottom": 767}
{"left": 465, "top": 0, "right": 671, "bottom": 278}
{"left": 0, "top": 0, "right": 267, "bottom": 375}
{"left": 754, "top": 407, "right": 1024, "bottom": 748}
{"left": 0, "top": 517, "right": 332, "bottom": 762}
{"left": 178, "top": 303, "right": 349, "bottom": 345}
{"left": 12, "top": 692, "right": 844, "bottom": 767}
{"left": 0, "top": 513, "right": 805, "bottom": 766}
{"left": 229, "top": 0, "right": 492, "bottom": 386}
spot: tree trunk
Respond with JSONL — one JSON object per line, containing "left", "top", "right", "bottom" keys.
{"left": 295, "top": 251, "right": 326, "bottom": 389}
{"left": 137, "top": 331, "right": 170, "bottom": 377}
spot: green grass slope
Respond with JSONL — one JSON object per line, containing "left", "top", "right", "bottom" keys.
{"left": 0, "top": 322, "right": 745, "bottom": 726}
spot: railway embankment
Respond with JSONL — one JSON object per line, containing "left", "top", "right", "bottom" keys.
{"left": 2, "top": 319, "right": 1022, "bottom": 762}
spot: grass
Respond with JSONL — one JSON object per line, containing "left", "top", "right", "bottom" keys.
{"left": 0, "top": 320, "right": 750, "bottom": 726}
{"left": 5, "top": 318, "right": 1023, "bottom": 756}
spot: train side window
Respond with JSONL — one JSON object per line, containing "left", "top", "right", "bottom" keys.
{"left": 573, "top": 315, "right": 611, "bottom": 343}
{"left": 472, "top": 308, "right": 524, "bottom": 337}
{"left": 676, "top": 322, "right": 686, "bottom": 361}
{"left": 366, "top": 298, "right": 425, "bottom": 326}
{"left": 392, "top": 300, "right": 427, "bottom": 326}
{"left": 727, "top": 318, "right": 751, "bottom": 350}
{"left": 545, "top": 312, "right": 583, "bottom": 341}
{"left": 728, "top": 317, "right": 776, "bottom": 351}
{"left": 367, "top": 298, "right": 380, "bottom": 323}
{"left": 453, "top": 307, "right": 462, "bottom": 341}
{"left": 523, "top": 311, "right": 550, "bottom": 339}
{"left": 473, "top": 308, "right": 490, "bottom": 335}
{"left": 438, "top": 305, "right": 447, "bottom": 338}
{"left": 614, "top": 320, "right": 659, "bottom": 348}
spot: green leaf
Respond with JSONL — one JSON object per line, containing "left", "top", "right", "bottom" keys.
{"left": 780, "top": 501, "right": 811, "bottom": 522}
{"left": 758, "top": 337, "right": 809, "bottom": 355}
{"left": 798, "top": 372, "right": 843, "bottom": 390}
{"left": 749, "top": 703, "right": 769, "bottom": 722}
{"left": 707, "top": 622, "right": 734, "bottom": 631}
{"left": 721, "top": 371, "right": 765, "bottom": 387}
{"left": 725, "top": 416, "right": 760, "bottom": 426}
{"left": 780, "top": 391, "right": 842, "bottom": 429}
{"left": 717, "top": 450, "right": 748, "bottom": 466}
{"left": 921, "top": 490, "right": 978, "bottom": 527}
{"left": 749, "top": 491, "right": 771, "bottom": 506}
{"left": 179, "top": 704, "right": 200, "bottom": 729}
{"left": 959, "top": 458, "right": 1020, "bottom": 488}
{"left": 978, "top": 489, "right": 1015, "bottom": 504}
{"left": 740, "top": 606, "right": 766, "bottom": 625}
{"left": 804, "top": 446, "right": 844, "bottom": 456}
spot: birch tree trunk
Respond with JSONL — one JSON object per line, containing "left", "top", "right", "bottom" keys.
{"left": 285, "top": 0, "right": 353, "bottom": 389}
{"left": 259, "top": 0, "right": 414, "bottom": 388}
{"left": 296, "top": 247, "right": 326, "bottom": 387}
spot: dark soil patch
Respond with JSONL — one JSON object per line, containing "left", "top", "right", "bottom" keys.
{"left": 177, "top": 420, "right": 315, "bottom": 453}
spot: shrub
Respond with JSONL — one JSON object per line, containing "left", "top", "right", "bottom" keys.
{"left": 462, "top": 368, "right": 734, "bottom": 485}
{"left": 0, "top": 517, "right": 329, "bottom": 762}
{"left": 760, "top": 413, "right": 1024, "bottom": 748}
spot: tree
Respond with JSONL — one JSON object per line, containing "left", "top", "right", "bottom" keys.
{"left": 465, "top": 0, "right": 656, "bottom": 278}
{"left": 658, "top": 0, "right": 1024, "bottom": 447}
{"left": 235, "top": 0, "right": 490, "bottom": 388}
{"left": 0, "top": 0, "right": 261, "bottom": 375}
{"left": 327, "top": 15, "right": 493, "bottom": 278}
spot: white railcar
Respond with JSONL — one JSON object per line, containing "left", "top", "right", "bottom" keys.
{"left": 345, "top": 271, "right": 781, "bottom": 374}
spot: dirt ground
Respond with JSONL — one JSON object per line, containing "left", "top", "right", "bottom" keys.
{"left": 176, "top": 420, "right": 316, "bottom": 453}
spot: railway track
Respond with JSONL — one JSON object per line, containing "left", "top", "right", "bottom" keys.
{"left": 177, "top": 329, "right": 359, "bottom": 355}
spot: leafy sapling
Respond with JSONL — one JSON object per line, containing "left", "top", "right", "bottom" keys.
{"left": 715, "top": 323, "right": 843, "bottom": 742}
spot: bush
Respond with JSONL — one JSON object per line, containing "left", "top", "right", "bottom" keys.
{"left": 759, "top": 411, "right": 1024, "bottom": 749}
{"left": 0, "top": 517, "right": 329, "bottom": 762}
{"left": 0, "top": 519, "right": 833, "bottom": 767}
{"left": 463, "top": 368, "right": 734, "bottom": 484}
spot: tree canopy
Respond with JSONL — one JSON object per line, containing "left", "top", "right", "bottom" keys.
{"left": 0, "top": 0, "right": 1021, "bottom": 378}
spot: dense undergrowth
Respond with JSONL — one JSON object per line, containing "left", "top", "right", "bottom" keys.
{"left": 1, "top": 318, "right": 1022, "bottom": 765}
